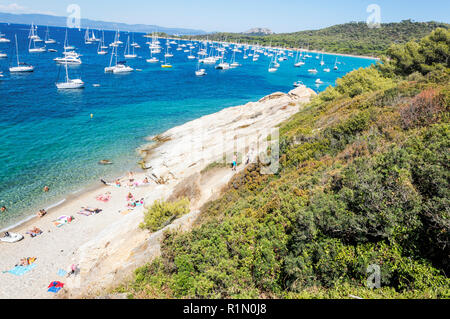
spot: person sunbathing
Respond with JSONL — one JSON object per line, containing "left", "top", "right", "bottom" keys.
{"left": 27, "top": 227, "right": 42, "bottom": 237}
{"left": 37, "top": 209, "right": 47, "bottom": 217}
{"left": 82, "top": 207, "right": 102, "bottom": 214}
{"left": 142, "top": 177, "right": 149, "bottom": 184}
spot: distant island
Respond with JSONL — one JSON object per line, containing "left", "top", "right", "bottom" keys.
{"left": 242, "top": 27, "right": 274, "bottom": 36}
{"left": 0, "top": 11, "right": 207, "bottom": 35}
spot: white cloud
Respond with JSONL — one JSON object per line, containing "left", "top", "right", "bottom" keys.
{"left": 0, "top": 2, "right": 56, "bottom": 15}
{"left": 0, "top": 3, "right": 28, "bottom": 13}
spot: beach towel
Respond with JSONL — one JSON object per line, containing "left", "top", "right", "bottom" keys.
{"left": 57, "top": 269, "right": 68, "bottom": 277}
{"left": 96, "top": 194, "right": 111, "bottom": 202}
{"left": 77, "top": 210, "right": 93, "bottom": 216}
{"left": 47, "top": 281, "right": 64, "bottom": 293}
{"left": 7, "top": 263, "right": 37, "bottom": 276}
{"left": 53, "top": 215, "right": 73, "bottom": 227}
{"left": 120, "top": 209, "right": 133, "bottom": 216}
{"left": 26, "top": 229, "right": 43, "bottom": 237}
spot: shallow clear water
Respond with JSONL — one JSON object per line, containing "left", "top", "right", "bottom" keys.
{"left": 0, "top": 23, "right": 376, "bottom": 229}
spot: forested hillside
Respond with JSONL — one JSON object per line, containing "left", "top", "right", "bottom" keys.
{"left": 122, "top": 28, "right": 449, "bottom": 299}
{"left": 185, "top": 20, "right": 449, "bottom": 56}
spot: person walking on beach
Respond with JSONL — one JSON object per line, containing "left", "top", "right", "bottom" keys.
{"left": 232, "top": 154, "right": 237, "bottom": 171}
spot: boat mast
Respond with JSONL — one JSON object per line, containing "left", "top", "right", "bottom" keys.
{"left": 15, "top": 34, "right": 19, "bottom": 66}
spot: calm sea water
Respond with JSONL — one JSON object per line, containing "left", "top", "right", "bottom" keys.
{"left": 0, "top": 23, "right": 376, "bottom": 229}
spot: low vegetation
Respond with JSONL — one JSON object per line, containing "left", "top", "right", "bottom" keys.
{"left": 140, "top": 198, "right": 190, "bottom": 233}
{"left": 123, "top": 28, "right": 449, "bottom": 299}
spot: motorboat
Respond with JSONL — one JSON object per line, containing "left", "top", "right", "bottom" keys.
{"left": 0, "top": 232, "right": 24, "bottom": 243}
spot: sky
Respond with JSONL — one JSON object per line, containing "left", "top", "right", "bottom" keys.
{"left": 0, "top": 0, "right": 448, "bottom": 33}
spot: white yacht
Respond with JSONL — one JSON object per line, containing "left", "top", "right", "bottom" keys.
{"left": 124, "top": 35, "right": 137, "bottom": 59}
{"left": 215, "top": 55, "right": 230, "bottom": 70}
{"left": 54, "top": 55, "right": 82, "bottom": 65}
{"left": 29, "top": 27, "right": 46, "bottom": 53}
{"left": 105, "top": 45, "right": 134, "bottom": 73}
{"left": 195, "top": 61, "right": 206, "bottom": 76}
{"left": 0, "top": 35, "right": 11, "bottom": 43}
{"left": 56, "top": 63, "right": 85, "bottom": 89}
{"left": 146, "top": 46, "right": 159, "bottom": 63}
{"left": 63, "top": 29, "right": 75, "bottom": 50}
{"left": 0, "top": 51, "right": 7, "bottom": 58}
{"left": 9, "top": 34, "right": 34, "bottom": 73}
{"left": 44, "top": 26, "right": 56, "bottom": 44}
{"left": 308, "top": 68, "right": 318, "bottom": 74}
{"left": 315, "top": 79, "right": 323, "bottom": 84}
{"left": 293, "top": 81, "right": 306, "bottom": 88}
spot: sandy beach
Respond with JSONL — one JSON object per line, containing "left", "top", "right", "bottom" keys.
{"left": 0, "top": 86, "right": 315, "bottom": 299}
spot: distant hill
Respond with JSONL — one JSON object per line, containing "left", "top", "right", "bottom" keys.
{"left": 184, "top": 20, "right": 449, "bottom": 56}
{"left": 0, "top": 12, "right": 206, "bottom": 35}
{"left": 243, "top": 28, "right": 274, "bottom": 36}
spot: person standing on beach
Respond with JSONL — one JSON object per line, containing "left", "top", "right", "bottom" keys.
{"left": 232, "top": 154, "right": 237, "bottom": 171}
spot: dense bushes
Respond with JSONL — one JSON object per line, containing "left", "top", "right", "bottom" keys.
{"left": 184, "top": 21, "right": 449, "bottom": 57}
{"left": 382, "top": 28, "right": 450, "bottom": 76}
{"left": 140, "top": 198, "right": 190, "bottom": 232}
{"left": 123, "top": 29, "right": 449, "bottom": 299}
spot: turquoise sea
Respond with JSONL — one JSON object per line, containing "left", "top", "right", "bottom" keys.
{"left": 0, "top": 23, "right": 377, "bottom": 230}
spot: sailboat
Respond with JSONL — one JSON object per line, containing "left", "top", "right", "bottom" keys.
{"left": 100, "top": 31, "right": 108, "bottom": 49}
{"left": 105, "top": 43, "right": 134, "bottom": 73}
{"left": 0, "top": 51, "right": 7, "bottom": 58}
{"left": 63, "top": 29, "right": 75, "bottom": 50}
{"left": 28, "top": 23, "right": 42, "bottom": 41}
{"left": 230, "top": 50, "right": 240, "bottom": 68}
{"left": 187, "top": 48, "right": 195, "bottom": 59}
{"left": 320, "top": 52, "right": 325, "bottom": 66}
{"left": 56, "top": 62, "right": 84, "bottom": 89}
{"left": 97, "top": 39, "right": 107, "bottom": 55}
{"left": 28, "top": 24, "right": 46, "bottom": 52}
{"left": 195, "top": 59, "right": 206, "bottom": 76}
{"left": 334, "top": 57, "right": 339, "bottom": 70}
{"left": 268, "top": 54, "right": 278, "bottom": 72}
{"left": 164, "top": 43, "right": 173, "bottom": 58}
{"left": 124, "top": 35, "right": 137, "bottom": 59}
{"left": 9, "top": 34, "right": 34, "bottom": 73}
{"left": 44, "top": 26, "right": 56, "bottom": 44}
{"left": 161, "top": 52, "right": 172, "bottom": 68}
{"left": 215, "top": 54, "right": 230, "bottom": 70}
{"left": 146, "top": 45, "right": 158, "bottom": 63}
{"left": 85, "top": 28, "right": 93, "bottom": 44}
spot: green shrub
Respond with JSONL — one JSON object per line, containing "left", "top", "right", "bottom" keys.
{"left": 140, "top": 198, "right": 190, "bottom": 232}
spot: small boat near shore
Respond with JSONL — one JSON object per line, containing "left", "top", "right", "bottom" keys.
{"left": 1, "top": 232, "right": 24, "bottom": 243}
